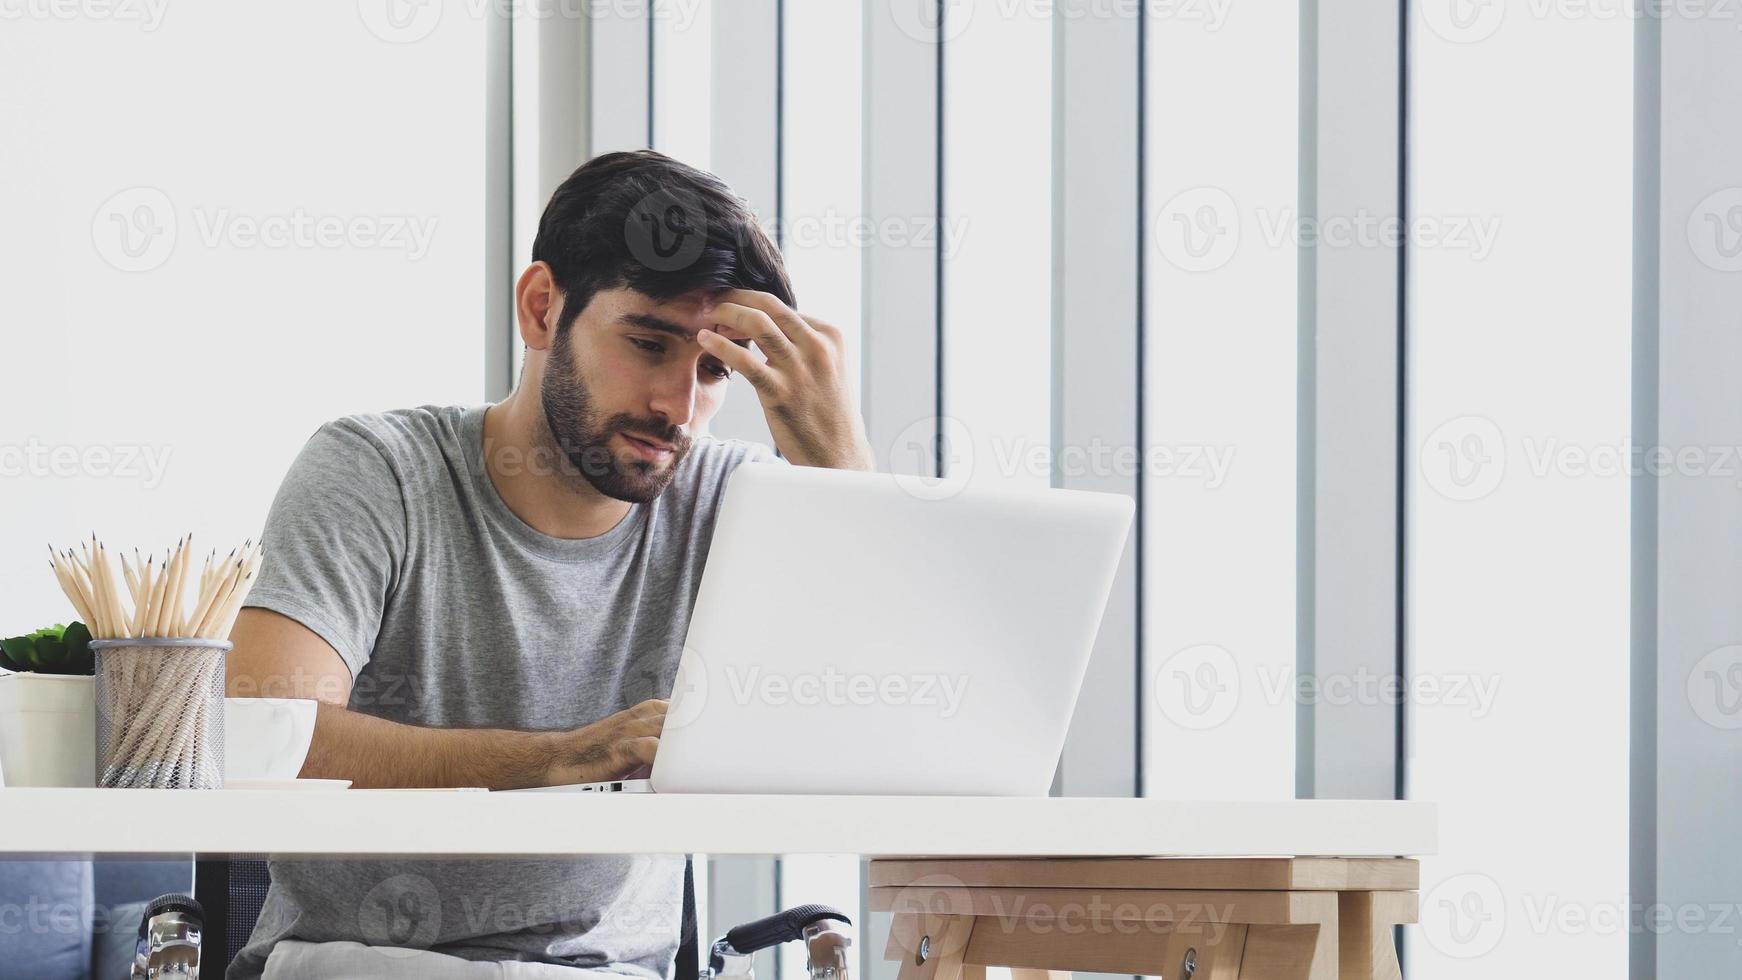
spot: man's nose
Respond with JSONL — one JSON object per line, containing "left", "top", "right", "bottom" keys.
{"left": 648, "top": 363, "right": 699, "bottom": 429}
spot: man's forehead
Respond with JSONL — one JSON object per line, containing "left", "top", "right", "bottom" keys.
{"left": 611, "top": 290, "right": 749, "bottom": 343}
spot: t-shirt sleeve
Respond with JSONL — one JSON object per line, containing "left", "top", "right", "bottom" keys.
{"left": 244, "top": 420, "right": 407, "bottom": 680}
{"left": 742, "top": 440, "right": 788, "bottom": 466}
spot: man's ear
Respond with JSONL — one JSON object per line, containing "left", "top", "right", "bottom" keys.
{"left": 515, "top": 262, "right": 564, "bottom": 352}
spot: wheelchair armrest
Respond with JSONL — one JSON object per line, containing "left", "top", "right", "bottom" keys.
{"left": 723, "top": 904, "right": 852, "bottom": 956}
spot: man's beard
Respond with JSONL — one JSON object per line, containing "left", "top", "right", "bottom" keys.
{"left": 540, "top": 329, "right": 692, "bottom": 503}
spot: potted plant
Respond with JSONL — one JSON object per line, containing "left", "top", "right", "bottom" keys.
{"left": 0, "top": 622, "right": 96, "bottom": 787}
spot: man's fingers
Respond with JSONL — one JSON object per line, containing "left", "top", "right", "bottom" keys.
{"left": 715, "top": 289, "right": 810, "bottom": 334}
{"left": 697, "top": 328, "right": 777, "bottom": 391}
{"left": 620, "top": 736, "right": 660, "bottom": 768}
{"left": 631, "top": 698, "right": 669, "bottom": 716}
{"left": 619, "top": 701, "right": 668, "bottom": 737}
{"left": 708, "top": 302, "right": 797, "bottom": 362}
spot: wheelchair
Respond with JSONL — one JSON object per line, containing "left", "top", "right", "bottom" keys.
{"left": 193, "top": 857, "right": 853, "bottom": 980}
{"left": 698, "top": 903, "right": 853, "bottom": 980}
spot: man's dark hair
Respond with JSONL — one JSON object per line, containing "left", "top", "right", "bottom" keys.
{"left": 531, "top": 150, "right": 794, "bottom": 333}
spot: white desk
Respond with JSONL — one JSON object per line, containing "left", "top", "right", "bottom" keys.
{"left": 0, "top": 790, "right": 1434, "bottom": 858}
{"left": 1, "top": 791, "right": 1434, "bottom": 979}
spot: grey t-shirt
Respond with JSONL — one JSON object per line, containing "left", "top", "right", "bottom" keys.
{"left": 228, "top": 404, "right": 777, "bottom": 979}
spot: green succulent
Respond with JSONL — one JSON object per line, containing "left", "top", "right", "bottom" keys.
{"left": 0, "top": 622, "right": 95, "bottom": 675}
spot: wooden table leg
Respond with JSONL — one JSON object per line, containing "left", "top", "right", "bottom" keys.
{"left": 888, "top": 914, "right": 977, "bottom": 980}
{"left": 1336, "top": 892, "right": 1415, "bottom": 980}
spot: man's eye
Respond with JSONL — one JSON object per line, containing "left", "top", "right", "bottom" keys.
{"left": 704, "top": 362, "right": 732, "bottom": 381}
{"left": 629, "top": 337, "right": 664, "bottom": 354}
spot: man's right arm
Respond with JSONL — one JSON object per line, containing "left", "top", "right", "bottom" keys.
{"left": 226, "top": 607, "right": 664, "bottom": 790}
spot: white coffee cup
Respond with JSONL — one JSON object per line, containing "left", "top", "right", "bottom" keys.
{"left": 223, "top": 697, "right": 318, "bottom": 781}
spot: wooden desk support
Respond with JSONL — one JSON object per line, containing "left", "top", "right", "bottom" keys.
{"left": 870, "top": 858, "right": 1418, "bottom": 980}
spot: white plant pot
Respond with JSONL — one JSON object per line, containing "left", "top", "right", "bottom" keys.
{"left": 0, "top": 672, "right": 96, "bottom": 787}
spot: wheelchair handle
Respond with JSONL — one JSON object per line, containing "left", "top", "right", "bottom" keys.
{"left": 724, "top": 904, "right": 852, "bottom": 955}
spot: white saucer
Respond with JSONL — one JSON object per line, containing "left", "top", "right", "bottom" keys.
{"left": 224, "top": 778, "right": 351, "bottom": 791}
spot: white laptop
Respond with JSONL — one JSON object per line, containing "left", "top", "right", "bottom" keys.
{"left": 531, "top": 462, "right": 1133, "bottom": 796}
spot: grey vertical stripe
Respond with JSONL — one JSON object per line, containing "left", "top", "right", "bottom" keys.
{"left": 857, "top": 2, "right": 943, "bottom": 974}
{"left": 933, "top": 0, "right": 946, "bottom": 475}
{"left": 1296, "top": 0, "right": 1319, "bottom": 802}
{"left": 1629, "top": 11, "right": 1659, "bottom": 979}
{"left": 1301, "top": 0, "right": 1404, "bottom": 804}
{"left": 1053, "top": 0, "right": 1141, "bottom": 803}
{"left": 484, "top": 3, "right": 513, "bottom": 402}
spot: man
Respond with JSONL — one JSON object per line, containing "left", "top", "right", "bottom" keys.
{"left": 225, "top": 150, "right": 874, "bottom": 979}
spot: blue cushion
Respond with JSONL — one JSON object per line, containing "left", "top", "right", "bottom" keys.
{"left": 0, "top": 860, "right": 92, "bottom": 980}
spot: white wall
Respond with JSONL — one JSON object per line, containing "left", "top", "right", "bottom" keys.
{"left": 0, "top": 8, "right": 489, "bottom": 633}
{"left": 1143, "top": 3, "right": 1299, "bottom": 800}
{"left": 942, "top": 0, "right": 1053, "bottom": 492}
{"left": 1406, "top": 3, "right": 1633, "bottom": 976}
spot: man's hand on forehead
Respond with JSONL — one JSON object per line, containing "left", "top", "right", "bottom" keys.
{"left": 697, "top": 292, "right": 752, "bottom": 344}
{"left": 694, "top": 289, "right": 874, "bottom": 471}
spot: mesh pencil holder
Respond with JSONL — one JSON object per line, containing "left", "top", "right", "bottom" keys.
{"left": 90, "top": 638, "right": 230, "bottom": 789}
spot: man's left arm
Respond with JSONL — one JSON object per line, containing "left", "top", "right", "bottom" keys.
{"left": 695, "top": 289, "right": 876, "bottom": 471}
